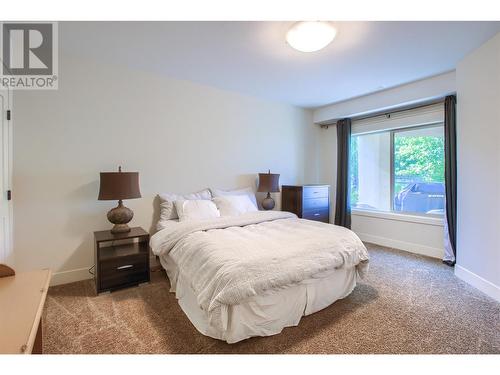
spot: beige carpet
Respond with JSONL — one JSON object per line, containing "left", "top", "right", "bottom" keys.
{"left": 42, "top": 244, "right": 500, "bottom": 354}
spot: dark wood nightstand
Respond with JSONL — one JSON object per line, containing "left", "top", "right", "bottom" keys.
{"left": 94, "top": 227, "right": 150, "bottom": 294}
{"left": 281, "top": 185, "right": 330, "bottom": 223}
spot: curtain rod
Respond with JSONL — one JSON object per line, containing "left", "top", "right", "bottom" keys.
{"left": 319, "top": 96, "right": 448, "bottom": 129}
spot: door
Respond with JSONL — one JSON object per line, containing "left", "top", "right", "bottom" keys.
{"left": 0, "top": 88, "right": 13, "bottom": 265}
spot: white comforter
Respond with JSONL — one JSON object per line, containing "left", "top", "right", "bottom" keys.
{"left": 150, "top": 211, "right": 369, "bottom": 331}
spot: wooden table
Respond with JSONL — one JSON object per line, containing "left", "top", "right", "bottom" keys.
{"left": 0, "top": 269, "right": 51, "bottom": 354}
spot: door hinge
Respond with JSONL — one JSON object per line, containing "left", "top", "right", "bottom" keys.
{"left": 6, "top": 110, "right": 11, "bottom": 121}
{"left": 7, "top": 190, "right": 11, "bottom": 200}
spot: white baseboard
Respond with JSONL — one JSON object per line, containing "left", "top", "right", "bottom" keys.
{"left": 357, "top": 232, "right": 444, "bottom": 259}
{"left": 45, "top": 250, "right": 500, "bottom": 303}
{"left": 50, "top": 267, "right": 93, "bottom": 286}
{"left": 455, "top": 265, "right": 500, "bottom": 302}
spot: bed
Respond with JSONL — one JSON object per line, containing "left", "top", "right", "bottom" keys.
{"left": 150, "top": 209, "right": 369, "bottom": 343}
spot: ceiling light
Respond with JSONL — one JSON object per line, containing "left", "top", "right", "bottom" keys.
{"left": 286, "top": 21, "right": 337, "bottom": 52}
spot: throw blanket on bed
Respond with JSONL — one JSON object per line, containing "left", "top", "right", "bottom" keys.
{"left": 150, "top": 211, "right": 369, "bottom": 331}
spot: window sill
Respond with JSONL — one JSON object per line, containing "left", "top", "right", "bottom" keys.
{"left": 351, "top": 209, "right": 444, "bottom": 227}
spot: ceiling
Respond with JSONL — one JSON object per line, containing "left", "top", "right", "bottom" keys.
{"left": 61, "top": 21, "right": 500, "bottom": 108}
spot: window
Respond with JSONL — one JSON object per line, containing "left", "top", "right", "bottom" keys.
{"left": 350, "top": 105, "right": 445, "bottom": 217}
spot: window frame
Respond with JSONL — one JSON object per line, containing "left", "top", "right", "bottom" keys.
{"left": 351, "top": 122, "right": 445, "bottom": 219}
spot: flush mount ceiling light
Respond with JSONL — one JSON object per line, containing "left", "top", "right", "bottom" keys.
{"left": 286, "top": 21, "right": 337, "bottom": 52}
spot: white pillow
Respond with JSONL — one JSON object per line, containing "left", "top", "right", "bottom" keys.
{"left": 158, "top": 189, "right": 212, "bottom": 221}
{"left": 211, "top": 187, "right": 258, "bottom": 208}
{"left": 174, "top": 200, "right": 220, "bottom": 222}
{"left": 212, "top": 195, "right": 258, "bottom": 217}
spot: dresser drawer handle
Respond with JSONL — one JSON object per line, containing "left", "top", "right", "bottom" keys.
{"left": 117, "top": 264, "right": 134, "bottom": 270}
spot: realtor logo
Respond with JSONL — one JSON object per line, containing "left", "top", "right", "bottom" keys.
{"left": 0, "top": 22, "right": 58, "bottom": 89}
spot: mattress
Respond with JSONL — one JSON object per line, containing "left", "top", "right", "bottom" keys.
{"left": 159, "top": 254, "right": 357, "bottom": 343}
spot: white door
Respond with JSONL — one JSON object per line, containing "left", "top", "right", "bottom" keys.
{"left": 0, "top": 88, "right": 13, "bottom": 265}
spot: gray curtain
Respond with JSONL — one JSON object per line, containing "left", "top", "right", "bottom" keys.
{"left": 443, "top": 95, "right": 457, "bottom": 266}
{"left": 334, "top": 118, "right": 351, "bottom": 229}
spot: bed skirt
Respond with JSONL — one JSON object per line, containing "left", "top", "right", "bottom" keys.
{"left": 160, "top": 255, "right": 357, "bottom": 343}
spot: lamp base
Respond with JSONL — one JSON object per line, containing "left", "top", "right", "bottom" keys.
{"left": 107, "top": 200, "right": 133, "bottom": 234}
{"left": 262, "top": 193, "right": 275, "bottom": 210}
{"left": 110, "top": 224, "right": 131, "bottom": 234}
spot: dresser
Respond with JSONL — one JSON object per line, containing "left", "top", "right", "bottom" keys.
{"left": 0, "top": 269, "right": 51, "bottom": 354}
{"left": 281, "top": 185, "right": 330, "bottom": 223}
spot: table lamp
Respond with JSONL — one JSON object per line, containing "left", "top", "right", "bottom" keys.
{"left": 98, "top": 166, "right": 141, "bottom": 234}
{"left": 257, "top": 170, "right": 280, "bottom": 210}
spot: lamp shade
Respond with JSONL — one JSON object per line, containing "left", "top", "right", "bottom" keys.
{"left": 257, "top": 171, "right": 280, "bottom": 193}
{"left": 98, "top": 171, "right": 141, "bottom": 200}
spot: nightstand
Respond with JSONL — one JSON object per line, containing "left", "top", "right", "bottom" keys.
{"left": 281, "top": 185, "right": 330, "bottom": 223}
{"left": 94, "top": 227, "right": 150, "bottom": 294}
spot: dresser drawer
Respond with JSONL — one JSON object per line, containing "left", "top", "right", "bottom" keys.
{"left": 303, "top": 186, "right": 329, "bottom": 199}
{"left": 303, "top": 197, "right": 329, "bottom": 211}
{"left": 303, "top": 208, "right": 330, "bottom": 223}
{"left": 100, "top": 255, "right": 148, "bottom": 291}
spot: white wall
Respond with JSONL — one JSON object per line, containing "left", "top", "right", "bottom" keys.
{"left": 12, "top": 54, "right": 317, "bottom": 285}
{"left": 455, "top": 32, "right": 500, "bottom": 301}
{"left": 314, "top": 71, "right": 456, "bottom": 124}
{"left": 357, "top": 133, "right": 391, "bottom": 211}
{"left": 313, "top": 73, "right": 451, "bottom": 259}
{"left": 351, "top": 212, "right": 445, "bottom": 259}
{"left": 316, "top": 125, "right": 337, "bottom": 208}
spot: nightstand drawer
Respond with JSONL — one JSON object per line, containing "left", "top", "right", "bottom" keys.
{"left": 303, "top": 197, "right": 329, "bottom": 210}
{"left": 100, "top": 269, "right": 148, "bottom": 291}
{"left": 99, "top": 255, "right": 148, "bottom": 291}
{"left": 303, "top": 208, "right": 330, "bottom": 223}
{"left": 303, "top": 186, "right": 329, "bottom": 199}
{"left": 101, "top": 254, "right": 147, "bottom": 273}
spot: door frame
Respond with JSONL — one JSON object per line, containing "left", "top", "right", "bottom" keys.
{"left": 0, "top": 86, "right": 13, "bottom": 265}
